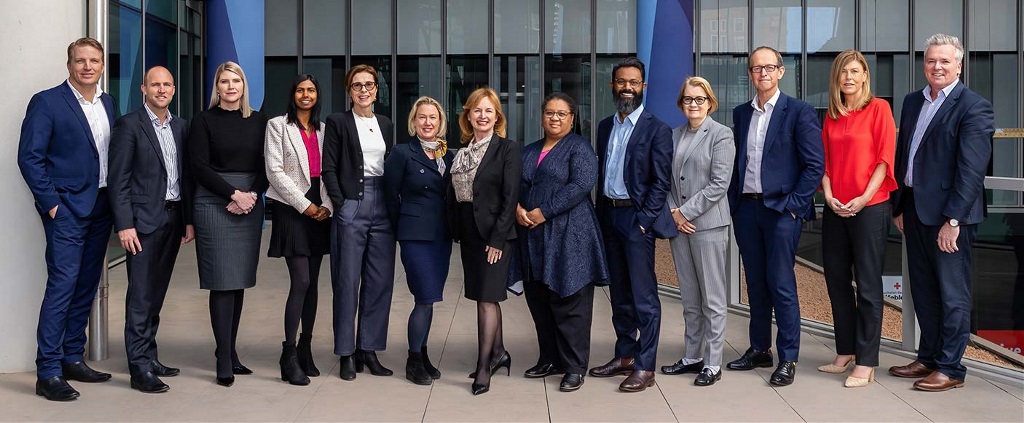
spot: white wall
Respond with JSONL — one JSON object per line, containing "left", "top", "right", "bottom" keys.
{"left": 0, "top": 0, "right": 87, "bottom": 373}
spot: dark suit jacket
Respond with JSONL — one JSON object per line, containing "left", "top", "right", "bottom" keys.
{"left": 728, "top": 92, "right": 824, "bottom": 220}
{"left": 891, "top": 82, "right": 994, "bottom": 226}
{"left": 595, "top": 109, "right": 676, "bottom": 239}
{"left": 383, "top": 139, "right": 455, "bottom": 241}
{"left": 108, "top": 107, "right": 192, "bottom": 234}
{"left": 447, "top": 136, "right": 522, "bottom": 247}
{"left": 322, "top": 110, "right": 395, "bottom": 207}
{"left": 18, "top": 82, "right": 116, "bottom": 217}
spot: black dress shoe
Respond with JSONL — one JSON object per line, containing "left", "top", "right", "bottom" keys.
{"left": 694, "top": 368, "right": 722, "bottom": 386}
{"left": 559, "top": 373, "right": 584, "bottom": 392}
{"left": 769, "top": 361, "right": 797, "bottom": 386}
{"left": 152, "top": 361, "right": 180, "bottom": 377}
{"left": 231, "top": 364, "right": 253, "bottom": 375}
{"left": 726, "top": 348, "right": 774, "bottom": 371}
{"left": 524, "top": 363, "right": 563, "bottom": 378}
{"left": 130, "top": 372, "right": 170, "bottom": 393}
{"left": 61, "top": 361, "right": 112, "bottom": 383}
{"left": 355, "top": 350, "right": 393, "bottom": 376}
{"left": 339, "top": 355, "right": 357, "bottom": 380}
{"left": 35, "top": 376, "right": 79, "bottom": 401}
{"left": 216, "top": 376, "right": 235, "bottom": 387}
{"left": 661, "top": 359, "right": 704, "bottom": 375}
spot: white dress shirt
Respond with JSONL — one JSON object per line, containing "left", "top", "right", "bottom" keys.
{"left": 144, "top": 103, "right": 180, "bottom": 200}
{"left": 742, "top": 88, "right": 781, "bottom": 194}
{"left": 905, "top": 79, "right": 959, "bottom": 187}
{"left": 68, "top": 80, "right": 111, "bottom": 188}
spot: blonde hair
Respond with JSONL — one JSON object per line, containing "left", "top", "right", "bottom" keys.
{"left": 458, "top": 87, "right": 507, "bottom": 144}
{"left": 676, "top": 76, "right": 719, "bottom": 114}
{"left": 209, "top": 61, "right": 254, "bottom": 118}
{"left": 407, "top": 96, "right": 448, "bottom": 155}
{"left": 827, "top": 50, "right": 873, "bottom": 120}
{"left": 67, "top": 37, "right": 104, "bottom": 65}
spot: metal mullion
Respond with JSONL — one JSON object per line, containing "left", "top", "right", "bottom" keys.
{"left": 961, "top": 0, "right": 968, "bottom": 83}
{"left": 391, "top": 0, "right": 398, "bottom": 120}
{"left": 487, "top": 0, "right": 494, "bottom": 89}
{"left": 800, "top": 0, "right": 806, "bottom": 99}
{"left": 441, "top": 0, "right": 448, "bottom": 114}
{"left": 694, "top": 0, "right": 701, "bottom": 77}
{"left": 297, "top": 0, "right": 304, "bottom": 74}
{"left": 589, "top": 0, "right": 596, "bottom": 144}
{"left": 176, "top": 1, "right": 182, "bottom": 116}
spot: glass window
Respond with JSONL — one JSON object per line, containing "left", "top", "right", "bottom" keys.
{"left": 351, "top": 56, "right": 394, "bottom": 119}
{"left": 805, "top": 0, "right": 853, "bottom": 53}
{"left": 859, "top": 0, "right": 908, "bottom": 52}
{"left": 446, "top": 56, "right": 490, "bottom": 141}
{"left": 595, "top": 55, "right": 631, "bottom": 126}
{"left": 145, "top": 14, "right": 179, "bottom": 110}
{"left": 495, "top": 0, "right": 539, "bottom": 54}
{"left": 447, "top": 0, "right": 488, "bottom": 55}
{"left": 352, "top": 0, "right": 393, "bottom": 55}
{"left": 913, "top": 0, "right": 962, "bottom": 50}
{"left": 699, "top": 0, "right": 748, "bottom": 54}
{"left": 109, "top": 3, "right": 143, "bottom": 116}
{"left": 863, "top": 53, "right": 911, "bottom": 124}
{"left": 304, "top": 0, "right": 347, "bottom": 56}
{"left": 596, "top": 0, "right": 636, "bottom": 54}
{"left": 397, "top": 56, "right": 442, "bottom": 138}
{"left": 752, "top": 0, "right": 802, "bottom": 53}
{"left": 398, "top": 0, "right": 441, "bottom": 55}
{"left": 970, "top": 52, "right": 1021, "bottom": 206}
{"left": 264, "top": 57, "right": 299, "bottom": 117}
{"left": 265, "top": 0, "right": 298, "bottom": 56}
{"left": 545, "top": 55, "right": 592, "bottom": 138}
{"left": 698, "top": 55, "right": 750, "bottom": 127}
{"left": 546, "top": 0, "right": 591, "bottom": 55}
{"left": 145, "top": 0, "right": 176, "bottom": 23}
{"left": 494, "top": 55, "right": 543, "bottom": 144}
{"left": 969, "top": 0, "right": 1018, "bottom": 51}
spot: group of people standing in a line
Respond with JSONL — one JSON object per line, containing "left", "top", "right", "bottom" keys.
{"left": 19, "top": 31, "right": 992, "bottom": 403}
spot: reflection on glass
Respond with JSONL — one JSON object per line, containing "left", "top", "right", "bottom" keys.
{"left": 397, "top": 56, "right": 441, "bottom": 139}
{"left": 973, "top": 210, "right": 1024, "bottom": 362}
{"left": 352, "top": 56, "right": 394, "bottom": 119}
{"left": 859, "top": 0, "right": 908, "bottom": 52}
{"left": 596, "top": 0, "right": 636, "bottom": 54}
{"left": 145, "top": 15, "right": 179, "bottom": 111}
{"left": 447, "top": 0, "right": 488, "bottom": 55}
{"left": 752, "top": 0, "right": 802, "bottom": 53}
{"left": 805, "top": 0, "right": 853, "bottom": 53}
{"left": 494, "top": 55, "right": 542, "bottom": 144}
{"left": 145, "top": 0, "right": 177, "bottom": 23}
{"left": 109, "top": 4, "right": 143, "bottom": 116}
{"left": 699, "top": 0, "right": 748, "bottom": 54}
{"left": 546, "top": 0, "right": 591, "bottom": 55}
{"left": 595, "top": 55, "right": 630, "bottom": 129}
{"left": 698, "top": 55, "right": 749, "bottom": 127}
{"left": 398, "top": 0, "right": 441, "bottom": 55}
{"left": 352, "top": 0, "right": 392, "bottom": 54}
{"left": 446, "top": 56, "right": 490, "bottom": 141}
{"left": 544, "top": 55, "right": 591, "bottom": 138}
{"left": 862, "top": 53, "right": 910, "bottom": 124}
{"left": 495, "top": 0, "right": 539, "bottom": 54}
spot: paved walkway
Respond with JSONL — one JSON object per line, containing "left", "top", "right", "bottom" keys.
{"left": 0, "top": 233, "right": 1021, "bottom": 422}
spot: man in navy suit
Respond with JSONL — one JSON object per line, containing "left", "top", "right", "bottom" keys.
{"left": 725, "top": 46, "right": 824, "bottom": 386}
{"left": 17, "top": 37, "right": 117, "bottom": 401}
{"left": 888, "top": 34, "right": 993, "bottom": 392}
{"left": 108, "top": 66, "right": 194, "bottom": 393}
{"left": 588, "top": 57, "right": 675, "bottom": 393}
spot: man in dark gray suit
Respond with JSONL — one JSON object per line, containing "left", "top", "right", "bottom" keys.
{"left": 108, "top": 66, "right": 194, "bottom": 393}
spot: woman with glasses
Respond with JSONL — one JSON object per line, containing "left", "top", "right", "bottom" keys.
{"left": 382, "top": 96, "right": 454, "bottom": 385}
{"left": 448, "top": 87, "right": 521, "bottom": 395}
{"left": 818, "top": 50, "right": 896, "bottom": 388}
{"left": 189, "top": 61, "right": 269, "bottom": 387}
{"left": 322, "top": 64, "right": 396, "bottom": 381}
{"left": 265, "top": 74, "right": 332, "bottom": 385}
{"left": 658, "top": 77, "right": 735, "bottom": 387}
{"left": 515, "top": 92, "right": 608, "bottom": 392}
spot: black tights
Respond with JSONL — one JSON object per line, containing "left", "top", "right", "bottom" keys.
{"left": 408, "top": 303, "right": 433, "bottom": 352}
{"left": 284, "top": 255, "right": 322, "bottom": 344}
{"left": 210, "top": 289, "right": 245, "bottom": 378}
{"left": 474, "top": 301, "right": 505, "bottom": 386}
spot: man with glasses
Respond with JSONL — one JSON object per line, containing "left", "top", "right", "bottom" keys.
{"left": 725, "top": 46, "right": 824, "bottom": 386}
{"left": 588, "top": 57, "right": 675, "bottom": 393}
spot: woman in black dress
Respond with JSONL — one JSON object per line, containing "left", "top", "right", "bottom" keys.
{"left": 188, "top": 61, "right": 268, "bottom": 387}
{"left": 383, "top": 96, "right": 454, "bottom": 385}
{"left": 265, "top": 74, "right": 333, "bottom": 385}
{"left": 447, "top": 87, "right": 521, "bottom": 395}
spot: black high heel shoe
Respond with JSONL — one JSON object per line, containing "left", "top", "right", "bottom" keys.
{"left": 467, "top": 351, "right": 513, "bottom": 379}
{"left": 216, "top": 376, "right": 235, "bottom": 387}
{"left": 232, "top": 364, "right": 253, "bottom": 375}
{"left": 471, "top": 380, "right": 490, "bottom": 395}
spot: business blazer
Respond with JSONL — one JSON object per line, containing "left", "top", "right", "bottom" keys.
{"left": 729, "top": 92, "right": 824, "bottom": 220}
{"left": 322, "top": 110, "right": 395, "bottom": 208}
{"left": 446, "top": 136, "right": 522, "bottom": 247}
{"left": 107, "top": 107, "right": 191, "bottom": 235}
{"left": 595, "top": 109, "right": 676, "bottom": 238}
{"left": 18, "top": 82, "right": 116, "bottom": 217}
{"left": 891, "top": 83, "right": 994, "bottom": 226}
{"left": 264, "top": 115, "right": 334, "bottom": 215}
{"left": 668, "top": 117, "right": 736, "bottom": 230}
{"left": 383, "top": 139, "right": 455, "bottom": 241}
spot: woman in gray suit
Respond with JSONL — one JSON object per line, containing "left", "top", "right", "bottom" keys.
{"left": 659, "top": 76, "right": 735, "bottom": 386}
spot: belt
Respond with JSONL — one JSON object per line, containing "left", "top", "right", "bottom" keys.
{"left": 603, "top": 197, "right": 634, "bottom": 208}
{"left": 164, "top": 200, "right": 181, "bottom": 210}
{"left": 742, "top": 193, "right": 763, "bottom": 200}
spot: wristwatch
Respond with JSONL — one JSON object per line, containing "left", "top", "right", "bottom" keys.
{"left": 948, "top": 218, "right": 959, "bottom": 228}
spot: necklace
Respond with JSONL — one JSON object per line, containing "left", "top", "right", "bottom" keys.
{"left": 356, "top": 114, "right": 375, "bottom": 132}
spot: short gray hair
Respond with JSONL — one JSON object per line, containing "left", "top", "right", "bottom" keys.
{"left": 924, "top": 33, "right": 965, "bottom": 63}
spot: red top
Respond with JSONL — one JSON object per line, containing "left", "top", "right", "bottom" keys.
{"left": 300, "top": 128, "right": 321, "bottom": 178}
{"left": 821, "top": 97, "right": 897, "bottom": 206}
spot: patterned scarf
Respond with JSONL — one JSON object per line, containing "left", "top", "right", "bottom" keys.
{"left": 450, "top": 136, "right": 492, "bottom": 175}
{"left": 419, "top": 138, "right": 447, "bottom": 175}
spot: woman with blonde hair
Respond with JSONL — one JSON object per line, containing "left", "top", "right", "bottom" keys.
{"left": 189, "top": 61, "right": 269, "bottom": 387}
{"left": 383, "top": 96, "right": 454, "bottom": 385}
{"left": 447, "top": 87, "right": 521, "bottom": 395}
{"left": 818, "top": 50, "right": 897, "bottom": 388}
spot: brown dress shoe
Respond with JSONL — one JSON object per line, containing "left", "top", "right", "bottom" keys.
{"left": 913, "top": 371, "right": 964, "bottom": 392}
{"left": 588, "top": 357, "right": 634, "bottom": 378}
{"left": 618, "top": 370, "right": 656, "bottom": 392}
{"left": 888, "top": 360, "right": 933, "bottom": 378}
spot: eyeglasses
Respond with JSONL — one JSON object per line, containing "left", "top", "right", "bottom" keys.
{"left": 613, "top": 79, "right": 643, "bottom": 88}
{"left": 543, "top": 110, "right": 572, "bottom": 120}
{"left": 749, "top": 64, "right": 782, "bottom": 74}
{"left": 350, "top": 82, "right": 377, "bottom": 92}
{"left": 681, "top": 96, "right": 709, "bottom": 105}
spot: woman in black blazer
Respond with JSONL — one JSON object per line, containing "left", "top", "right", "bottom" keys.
{"left": 382, "top": 96, "right": 454, "bottom": 385}
{"left": 321, "top": 64, "right": 396, "bottom": 381}
{"left": 447, "top": 87, "right": 522, "bottom": 395}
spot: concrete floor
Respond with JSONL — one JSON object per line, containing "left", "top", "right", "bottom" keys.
{"left": 1, "top": 231, "right": 1022, "bottom": 422}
